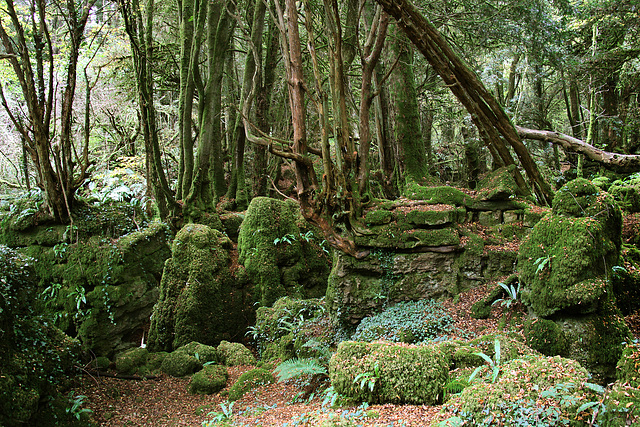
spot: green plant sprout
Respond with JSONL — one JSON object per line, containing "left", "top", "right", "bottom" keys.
{"left": 469, "top": 338, "right": 502, "bottom": 384}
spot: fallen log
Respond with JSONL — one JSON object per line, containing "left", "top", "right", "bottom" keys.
{"left": 516, "top": 125, "right": 640, "bottom": 174}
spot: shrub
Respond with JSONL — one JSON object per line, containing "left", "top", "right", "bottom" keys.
{"left": 227, "top": 368, "right": 274, "bottom": 401}
{"left": 351, "top": 299, "right": 454, "bottom": 343}
{"left": 329, "top": 341, "right": 449, "bottom": 405}
{"left": 189, "top": 365, "right": 228, "bottom": 395}
{"left": 218, "top": 341, "right": 256, "bottom": 366}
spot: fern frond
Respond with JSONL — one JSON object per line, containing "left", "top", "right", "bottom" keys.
{"left": 273, "top": 358, "right": 328, "bottom": 382}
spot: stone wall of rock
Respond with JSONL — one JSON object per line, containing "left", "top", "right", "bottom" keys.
{"left": 327, "top": 168, "right": 545, "bottom": 329}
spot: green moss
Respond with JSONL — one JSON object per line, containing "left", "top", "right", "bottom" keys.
{"left": 217, "top": 341, "right": 256, "bottom": 366}
{"left": 189, "top": 365, "right": 228, "bottom": 395}
{"left": 523, "top": 318, "right": 568, "bottom": 356}
{"left": 601, "top": 382, "right": 640, "bottom": 426}
{"left": 238, "top": 197, "right": 330, "bottom": 307}
{"left": 219, "top": 212, "right": 244, "bottom": 241}
{"left": 115, "top": 347, "right": 149, "bottom": 375}
{"left": 470, "top": 283, "right": 505, "bottom": 319}
{"left": 403, "top": 184, "right": 472, "bottom": 206}
{"left": 262, "top": 333, "right": 296, "bottom": 362}
{"left": 397, "top": 207, "right": 466, "bottom": 227}
{"left": 329, "top": 341, "right": 449, "bottom": 405}
{"left": 227, "top": 368, "right": 274, "bottom": 401}
{"left": 364, "top": 209, "right": 393, "bottom": 225}
{"left": 616, "top": 343, "right": 640, "bottom": 387}
{"left": 160, "top": 350, "right": 202, "bottom": 377}
{"left": 609, "top": 183, "right": 640, "bottom": 212}
{"left": 146, "top": 352, "right": 168, "bottom": 371}
{"left": 355, "top": 223, "right": 460, "bottom": 249}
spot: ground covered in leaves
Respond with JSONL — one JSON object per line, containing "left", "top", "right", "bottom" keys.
{"left": 73, "top": 285, "right": 506, "bottom": 427}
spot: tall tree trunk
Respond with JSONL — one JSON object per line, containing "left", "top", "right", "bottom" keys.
{"left": 389, "top": 24, "right": 427, "bottom": 184}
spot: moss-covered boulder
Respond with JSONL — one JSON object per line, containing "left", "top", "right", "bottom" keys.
{"left": 523, "top": 318, "right": 568, "bottom": 356}
{"left": 115, "top": 347, "right": 149, "bottom": 375}
{"left": 475, "top": 165, "right": 522, "bottom": 201}
{"left": 227, "top": 368, "right": 274, "bottom": 401}
{"left": 517, "top": 178, "right": 630, "bottom": 380}
{"left": 188, "top": 365, "right": 228, "bottom": 394}
{"left": 160, "top": 350, "right": 201, "bottom": 377}
{"left": 237, "top": 197, "right": 330, "bottom": 307}
{"left": 148, "top": 224, "right": 251, "bottom": 351}
{"left": 329, "top": 341, "right": 449, "bottom": 405}
{"left": 616, "top": 342, "right": 640, "bottom": 387}
{"left": 217, "top": 341, "right": 256, "bottom": 366}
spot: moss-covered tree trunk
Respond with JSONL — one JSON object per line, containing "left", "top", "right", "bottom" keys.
{"left": 389, "top": 25, "right": 427, "bottom": 185}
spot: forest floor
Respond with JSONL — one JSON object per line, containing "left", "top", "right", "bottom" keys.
{"left": 73, "top": 284, "right": 506, "bottom": 427}
{"left": 72, "top": 282, "right": 640, "bottom": 427}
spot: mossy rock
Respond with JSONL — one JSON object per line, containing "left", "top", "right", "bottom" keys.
{"left": 160, "top": 350, "right": 202, "bottom": 377}
{"left": 238, "top": 197, "right": 330, "bottom": 307}
{"left": 601, "top": 382, "right": 640, "bottom": 426}
{"left": 219, "top": 212, "right": 244, "bottom": 241}
{"left": 476, "top": 165, "right": 521, "bottom": 201}
{"left": 115, "top": 347, "right": 149, "bottom": 375}
{"left": 329, "top": 341, "right": 449, "bottom": 405}
{"left": 616, "top": 342, "right": 640, "bottom": 387}
{"left": 523, "top": 317, "right": 568, "bottom": 356}
{"left": 227, "top": 368, "right": 274, "bottom": 401}
{"left": 218, "top": 341, "right": 256, "bottom": 366}
{"left": 147, "top": 352, "right": 168, "bottom": 372}
{"left": 518, "top": 214, "right": 618, "bottom": 317}
{"left": 148, "top": 224, "right": 249, "bottom": 351}
{"left": 188, "top": 365, "right": 228, "bottom": 395}
{"left": 262, "top": 334, "right": 296, "bottom": 362}
{"left": 403, "top": 184, "right": 472, "bottom": 207}
{"left": 609, "top": 182, "right": 640, "bottom": 212}
{"left": 396, "top": 207, "right": 466, "bottom": 227}
{"left": 364, "top": 209, "right": 393, "bottom": 226}
{"left": 253, "top": 297, "right": 324, "bottom": 356}
{"left": 443, "top": 355, "right": 592, "bottom": 424}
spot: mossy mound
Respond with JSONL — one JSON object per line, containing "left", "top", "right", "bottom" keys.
{"left": 0, "top": 246, "right": 82, "bottom": 426}
{"left": 329, "top": 341, "right": 449, "bottom": 405}
{"left": 217, "top": 341, "right": 256, "bottom": 366}
{"left": 115, "top": 347, "right": 149, "bottom": 375}
{"left": 160, "top": 350, "right": 201, "bottom": 377}
{"left": 237, "top": 197, "right": 330, "bottom": 307}
{"left": 148, "top": 224, "right": 250, "bottom": 351}
{"left": 227, "top": 368, "right": 274, "bottom": 401}
{"left": 441, "top": 356, "right": 593, "bottom": 425}
{"left": 518, "top": 215, "right": 617, "bottom": 317}
{"left": 189, "top": 365, "right": 228, "bottom": 394}
{"left": 523, "top": 318, "right": 568, "bottom": 356}
{"left": 517, "top": 179, "right": 629, "bottom": 380}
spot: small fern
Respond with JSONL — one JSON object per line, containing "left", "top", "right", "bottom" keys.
{"left": 273, "top": 358, "right": 328, "bottom": 382}
{"left": 443, "top": 378, "right": 469, "bottom": 397}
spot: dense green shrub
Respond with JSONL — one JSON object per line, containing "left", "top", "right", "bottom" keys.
{"left": 189, "top": 365, "right": 228, "bottom": 395}
{"left": 227, "top": 368, "right": 274, "bottom": 401}
{"left": 351, "top": 299, "right": 454, "bottom": 343}
{"left": 329, "top": 341, "right": 449, "bottom": 405}
{"left": 218, "top": 341, "right": 256, "bottom": 366}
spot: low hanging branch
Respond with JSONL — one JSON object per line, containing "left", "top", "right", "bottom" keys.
{"left": 516, "top": 126, "right": 640, "bottom": 173}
